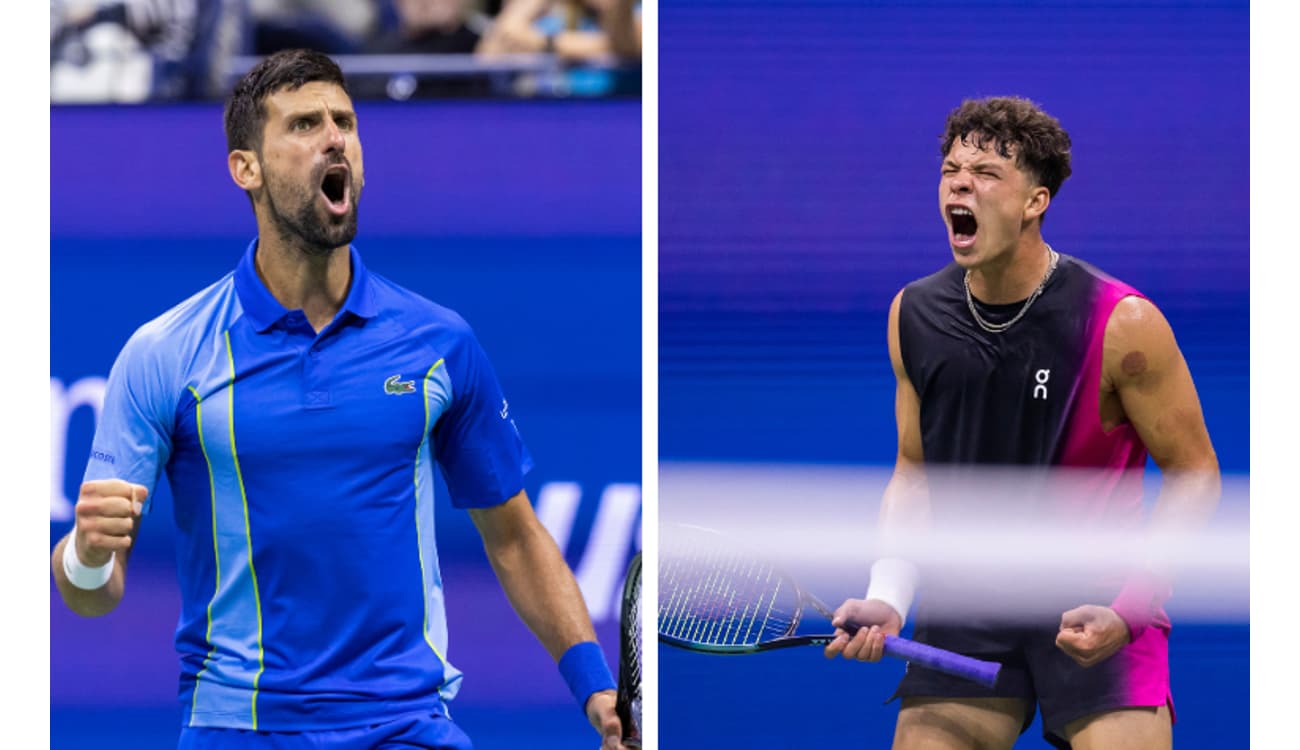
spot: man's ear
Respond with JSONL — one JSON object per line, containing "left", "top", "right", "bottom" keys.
{"left": 229, "top": 149, "right": 263, "bottom": 192}
{"left": 1024, "top": 185, "right": 1050, "bottom": 223}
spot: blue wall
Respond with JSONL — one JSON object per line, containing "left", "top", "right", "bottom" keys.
{"left": 658, "top": 1, "right": 1247, "bottom": 747}
{"left": 51, "top": 100, "right": 640, "bottom": 748}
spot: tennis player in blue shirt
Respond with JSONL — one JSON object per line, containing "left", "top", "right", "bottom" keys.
{"left": 51, "top": 49, "right": 629, "bottom": 750}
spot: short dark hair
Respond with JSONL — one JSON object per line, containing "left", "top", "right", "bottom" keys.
{"left": 940, "top": 97, "right": 1073, "bottom": 199}
{"left": 224, "top": 49, "right": 348, "bottom": 154}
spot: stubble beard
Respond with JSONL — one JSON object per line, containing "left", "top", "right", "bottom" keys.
{"left": 262, "top": 167, "right": 360, "bottom": 258}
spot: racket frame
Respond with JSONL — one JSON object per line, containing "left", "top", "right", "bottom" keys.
{"left": 657, "top": 526, "right": 1001, "bottom": 688}
{"left": 616, "top": 552, "right": 642, "bottom": 748}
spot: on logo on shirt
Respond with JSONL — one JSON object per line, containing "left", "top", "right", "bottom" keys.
{"left": 1033, "top": 369, "right": 1051, "bottom": 400}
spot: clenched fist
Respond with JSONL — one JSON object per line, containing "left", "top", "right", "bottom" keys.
{"left": 1056, "top": 604, "right": 1131, "bottom": 667}
{"left": 74, "top": 479, "right": 148, "bottom": 567}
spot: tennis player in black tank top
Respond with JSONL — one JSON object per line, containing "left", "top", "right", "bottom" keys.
{"left": 823, "top": 98, "right": 1219, "bottom": 750}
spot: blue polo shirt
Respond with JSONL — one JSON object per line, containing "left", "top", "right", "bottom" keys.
{"left": 83, "top": 240, "right": 533, "bottom": 731}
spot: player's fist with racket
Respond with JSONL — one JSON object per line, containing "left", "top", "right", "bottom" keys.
{"left": 74, "top": 479, "right": 148, "bottom": 566}
{"left": 824, "top": 598, "right": 903, "bottom": 662}
{"left": 585, "top": 689, "right": 632, "bottom": 749}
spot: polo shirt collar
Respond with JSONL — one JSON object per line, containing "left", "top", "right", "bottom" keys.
{"left": 234, "top": 237, "right": 378, "bottom": 333}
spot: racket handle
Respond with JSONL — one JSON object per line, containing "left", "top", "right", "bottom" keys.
{"left": 882, "top": 635, "right": 1001, "bottom": 688}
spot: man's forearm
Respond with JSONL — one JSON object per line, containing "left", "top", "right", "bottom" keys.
{"left": 877, "top": 463, "right": 931, "bottom": 546}
{"left": 1108, "top": 463, "right": 1220, "bottom": 639}
{"left": 51, "top": 534, "right": 127, "bottom": 617}
{"left": 482, "top": 522, "right": 596, "bottom": 660}
{"left": 864, "top": 464, "right": 930, "bottom": 623}
{"left": 1145, "top": 464, "right": 1222, "bottom": 578}
{"left": 1150, "top": 465, "right": 1221, "bottom": 530}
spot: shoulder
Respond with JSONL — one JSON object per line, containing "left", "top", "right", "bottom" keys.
{"left": 102, "top": 274, "right": 238, "bottom": 418}
{"left": 364, "top": 272, "right": 493, "bottom": 376}
{"left": 367, "top": 271, "right": 476, "bottom": 339}
{"left": 895, "top": 263, "right": 961, "bottom": 328}
{"left": 1106, "top": 294, "right": 1166, "bottom": 330}
{"left": 1057, "top": 253, "right": 1142, "bottom": 301}
{"left": 1102, "top": 295, "right": 1181, "bottom": 386}
{"left": 894, "top": 263, "right": 960, "bottom": 317}
{"left": 1051, "top": 253, "right": 1155, "bottom": 345}
{"left": 1104, "top": 295, "right": 1174, "bottom": 350}
{"left": 119, "top": 273, "right": 239, "bottom": 365}
{"left": 903, "top": 263, "right": 962, "bottom": 297}
{"left": 888, "top": 266, "right": 946, "bottom": 376}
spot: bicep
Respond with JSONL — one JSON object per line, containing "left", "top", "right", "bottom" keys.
{"left": 1107, "top": 298, "right": 1217, "bottom": 472}
{"left": 894, "top": 376, "right": 924, "bottom": 467}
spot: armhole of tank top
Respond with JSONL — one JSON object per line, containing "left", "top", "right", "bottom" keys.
{"left": 895, "top": 285, "right": 918, "bottom": 391}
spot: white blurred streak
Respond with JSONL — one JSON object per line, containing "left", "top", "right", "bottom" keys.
{"left": 661, "top": 462, "right": 1249, "bottom": 623}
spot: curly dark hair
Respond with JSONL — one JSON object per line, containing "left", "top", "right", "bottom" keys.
{"left": 224, "top": 49, "right": 348, "bottom": 154}
{"left": 940, "top": 97, "right": 1073, "bottom": 202}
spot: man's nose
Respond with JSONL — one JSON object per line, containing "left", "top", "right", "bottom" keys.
{"left": 948, "top": 171, "right": 973, "bottom": 193}
{"left": 323, "top": 119, "right": 345, "bottom": 153}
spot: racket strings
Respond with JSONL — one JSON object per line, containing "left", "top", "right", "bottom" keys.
{"left": 659, "top": 544, "right": 798, "bottom": 647}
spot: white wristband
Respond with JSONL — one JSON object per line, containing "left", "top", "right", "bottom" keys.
{"left": 62, "top": 528, "right": 115, "bottom": 590}
{"left": 865, "top": 557, "right": 919, "bottom": 627}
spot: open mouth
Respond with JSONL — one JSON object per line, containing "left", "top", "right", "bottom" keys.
{"left": 947, "top": 205, "right": 978, "bottom": 248}
{"left": 320, "top": 166, "right": 351, "bottom": 216}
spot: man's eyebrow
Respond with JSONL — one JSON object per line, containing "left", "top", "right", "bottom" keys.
{"left": 942, "top": 159, "right": 1005, "bottom": 171}
{"left": 281, "top": 107, "right": 355, "bottom": 121}
{"left": 282, "top": 109, "right": 320, "bottom": 122}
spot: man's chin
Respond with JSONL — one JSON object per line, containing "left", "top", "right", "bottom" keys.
{"left": 950, "top": 244, "right": 980, "bottom": 268}
{"left": 321, "top": 223, "right": 358, "bottom": 250}
{"left": 303, "top": 210, "right": 358, "bottom": 253}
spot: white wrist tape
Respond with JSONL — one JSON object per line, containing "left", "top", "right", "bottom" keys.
{"left": 865, "top": 557, "right": 919, "bottom": 627}
{"left": 63, "top": 528, "right": 115, "bottom": 590}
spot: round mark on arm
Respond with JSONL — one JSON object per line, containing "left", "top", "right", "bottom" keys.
{"left": 1121, "top": 351, "right": 1148, "bottom": 377}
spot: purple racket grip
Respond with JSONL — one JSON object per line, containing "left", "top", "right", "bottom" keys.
{"left": 883, "top": 635, "right": 1001, "bottom": 688}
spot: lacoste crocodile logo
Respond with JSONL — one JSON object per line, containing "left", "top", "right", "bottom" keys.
{"left": 384, "top": 374, "right": 416, "bottom": 395}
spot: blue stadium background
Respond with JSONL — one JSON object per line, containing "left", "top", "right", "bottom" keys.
{"left": 50, "top": 100, "right": 640, "bottom": 748}
{"left": 658, "top": 0, "right": 1248, "bottom": 747}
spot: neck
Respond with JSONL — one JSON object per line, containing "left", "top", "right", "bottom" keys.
{"left": 253, "top": 229, "right": 352, "bottom": 333}
{"left": 967, "top": 235, "right": 1052, "bottom": 304}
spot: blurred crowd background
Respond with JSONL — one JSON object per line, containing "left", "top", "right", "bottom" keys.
{"left": 50, "top": 0, "right": 642, "bottom": 101}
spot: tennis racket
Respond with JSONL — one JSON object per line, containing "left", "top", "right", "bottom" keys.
{"left": 658, "top": 524, "right": 1000, "bottom": 688}
{"left": 615, "top": 551, "right": 642, "bottom": 748}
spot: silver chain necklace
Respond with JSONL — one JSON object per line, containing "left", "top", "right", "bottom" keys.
{"left": 964, "top": 246, "right": 1060, "bottom": 334}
